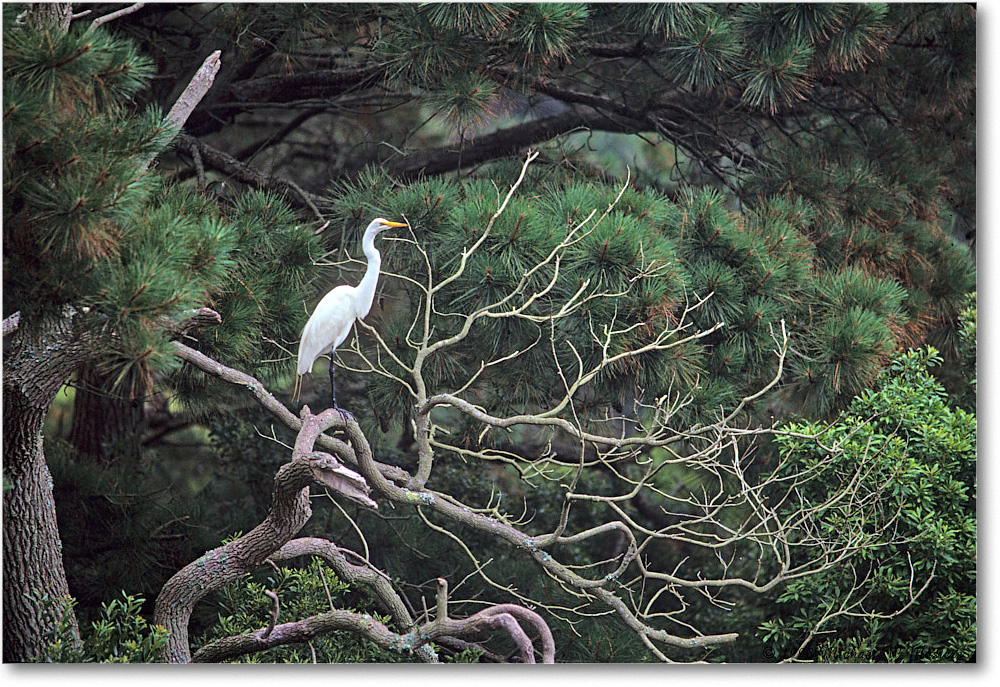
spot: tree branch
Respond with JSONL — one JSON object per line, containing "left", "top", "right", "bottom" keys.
{"left": 227, "top": 65, "right": 383, "bottom": 104}
{"left": 192, "top": 594, "right": 554, "bottom": 663}
{"left": 154, "top": 405, "right": 371, "bottom": 662}
{"left": 138, "top": 51, "right": 223, "bottom": 172}
{"left": 173, "top": 135, "right": 324, "bottom": 218}
{"left": 90, "top": 2, "right": 146, "bottom": 29}
{"left": 270, "top": 537, "right": 438, "bottom": 662}
{"left": 386, "top": 108, "right": 644, "bottom": 180}
{"left": 2, "top": 311, "right": 21, "bottom": 337}
{"left": 163, "top": 50, "right": 222, "bottom": 132}
{"left": 167, "top": 340, "right": 412, "bottom": 485}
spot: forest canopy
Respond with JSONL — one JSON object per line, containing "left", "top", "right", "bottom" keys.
{"left": 2, "top": 2, "right": 975, "bottom": 663}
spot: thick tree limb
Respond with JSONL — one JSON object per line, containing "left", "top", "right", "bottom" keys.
{"left": 23, "top": 3, "right": 72, "bottom": 32}
{"left": 387, "top": 108, "right": 645, "bottom": 180}
{"left": 525, "top": 76, "right": 760, "bottom": 186}
{"left": 227, "top": 65, "right": 383, "bottom": 104}
{"left": 2, "top": 306, "right": 106, "bottom": 660}
{"left": 585, "top": 41, "right": 655, "bottom": 59}
{"left": 151, "top": 379, "right": 552, "bottom": 662}
{"left": 192, "top": 596, "right": 554, "bottom": 663}
{"left": 154, "top": 405, "right": 371, "bottom": 662}
{"left": 270, "top": 537, "right": 438, "bottom": 663}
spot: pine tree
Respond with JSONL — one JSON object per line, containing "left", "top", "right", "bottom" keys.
{"left": 2, "top": 5, "right": 319, "bottom": 659}
{"left": 3, "top": 3, "right": 975, "bottom": 663}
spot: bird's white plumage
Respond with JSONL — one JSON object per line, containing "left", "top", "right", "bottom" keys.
{"left": 295, "top": 218, "right": 406, "bottom": 383}
{"left": 296, "top": 284, "right": 357, "bottom": 375}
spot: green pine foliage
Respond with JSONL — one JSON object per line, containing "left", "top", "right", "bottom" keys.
{"left": 4, "top": 19, "right": 161, "bottom": 317}
{"left": 507, "top": 3, "right": 589, "bottom": 66}
{"left": 322, "top": 149, "right": 964, "bottom": 430}
{"left": 3, "top": 11, "right": 322, "bottom": 402}
{"left": 369, "top": 3, "right": 897, "bottom": 128}
{"left": 2, "top": 13, "right": 156, "bottom": 108}
{"left": 662, "top": 13, "right": 741, "bottom": 91}
{"left": 3, "top": 18, "right": 316, "bottom": 399}
{"left": 745, "top": 141, "right": 975, "bottom": 361}
{"left": 197, "top": 191, "right": 319, "bottom": 377}
{"left": 618, "top": 3, "right": 709, "bottom": 40}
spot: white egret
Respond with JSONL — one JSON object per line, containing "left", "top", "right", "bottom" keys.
{"left": 294, "top": 217, "right": 407, "bottom": 413}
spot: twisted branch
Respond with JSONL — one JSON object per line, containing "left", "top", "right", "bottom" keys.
{"left": 154, "top": 405, "right": 370, "bottom": 662}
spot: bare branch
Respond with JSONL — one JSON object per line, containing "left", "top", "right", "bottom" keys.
{"left": 262, "top": 590, "right": 279, "bottom": 639}
{"left": 138, "top": 50, "right": 221, "bottom": 172}
{"left": 193, "top": 599, "right": 555, "bottom": 663}
{"left": 158, "top": 156, "right": 910, "bottom": 662}
{"left": 270, "top": 537, "right": 437, "bottom": 662}
{"left": 164, "top": 50, "right": 222, "bottom": 132}
{"left": 3, "top": 311, "right": 21, "bottom": 337}
{"left": 90, "top": 2, "right": 146, "bottom": 29}
{"left": 174, "top": 135, "right": 324, "bottom": 215}
{"left": 387, "top": 109, "right": 642, "bottom": 180}
{"left": 167, "top": 340, "right": 411, "bottom": 485}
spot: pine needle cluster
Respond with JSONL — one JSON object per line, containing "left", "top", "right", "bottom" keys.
{"left": 3, "top": 16, "right": 321, "bottom": 400}
{"left": 323, "top": 149, "right": 967, "bottom": 428}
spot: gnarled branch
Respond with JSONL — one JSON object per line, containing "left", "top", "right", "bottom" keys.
{"left": 154, "top": 405, "right": 372, "bottom": 663}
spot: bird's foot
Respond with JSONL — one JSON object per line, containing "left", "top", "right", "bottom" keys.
{"left": 332, "top": 404, "right": 355, "bottom": 424}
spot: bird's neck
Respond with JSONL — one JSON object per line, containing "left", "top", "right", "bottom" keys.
{"left": 354, "top": 231, "right": 382, "bottom": 318}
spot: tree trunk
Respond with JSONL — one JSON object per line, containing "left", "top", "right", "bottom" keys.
{"left": 2, "top": 312, "right": 95, "bottom": 661}
{"left": 3, "top": 3, "right": 85, "bottom": 662}
{"left": 69, "top": 365, "right": 144, "bottom": 466}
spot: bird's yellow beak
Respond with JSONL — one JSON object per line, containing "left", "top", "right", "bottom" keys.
{"left": 381, "top": 220, "right": 407, "bottom": 228}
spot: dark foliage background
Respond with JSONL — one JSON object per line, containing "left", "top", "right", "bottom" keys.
{"left": 4, "top": 2, "right": 974, "bottom": 663}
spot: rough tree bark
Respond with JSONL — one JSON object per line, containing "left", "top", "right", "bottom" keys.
{"left": 1, "top": 10, "right": 224, "bottom": 657}
{"left": 2, "top": 312, "right": 96, "bottom": 661}
{"left": 154, "top": 405, "right": 375, "bottom": 663}
{"left": 68, "top": 365, "right": 144, "bottom": 466}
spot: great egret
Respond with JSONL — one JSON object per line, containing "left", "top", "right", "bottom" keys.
{"left": 294, "top": 217, "right": 407, "bottom": 413}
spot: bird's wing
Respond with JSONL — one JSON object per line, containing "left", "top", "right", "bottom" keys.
{"left": 296, "top": 286, "right": 357, "bottom": 375}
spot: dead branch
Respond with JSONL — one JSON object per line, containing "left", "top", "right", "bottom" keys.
{"left": 139, "top": 51, "right": 221, "bottom": 171}
{"left": 167, "top": 340, "right": 411, "bottom": 485}
{"left": 192, "top": 591, "right": 554, "bottom": 664}
{"left": 270, "top": 537, "right": 437, "bottom": 662}
{"left": 90, "top": 2, "right": 146, "bottom": 29}
{"left": 174, "top": 134, "right": 324, "bottom": 217}
{"left": 2, "top": 311, "right": 21, "bottom": 337}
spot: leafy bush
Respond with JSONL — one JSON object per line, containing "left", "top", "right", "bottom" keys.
{"left": 760, "top": 348, "right": 976, "bottom": 662}
{"left": 35, "top": 592, "right": 168, "bottom": 663}
{"left": 194, "top": 557, "right": 478, "bottom": 663}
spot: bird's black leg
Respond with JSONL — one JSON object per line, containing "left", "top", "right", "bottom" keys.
{"left": 329, "top": 362, "right": 353, "bottom": 422}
